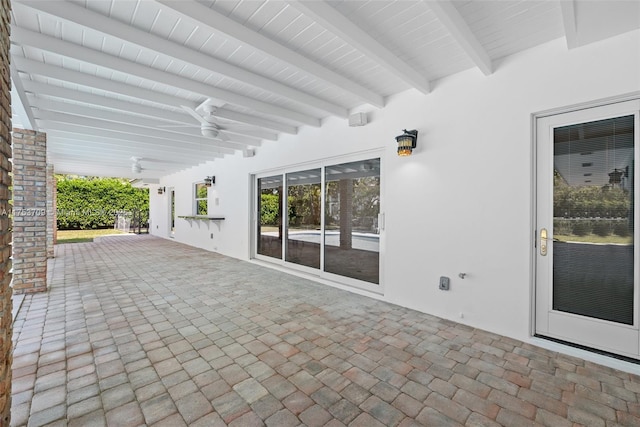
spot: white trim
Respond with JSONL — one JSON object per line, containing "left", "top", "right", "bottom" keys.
{"left": 559, "top": 0, "right": 578, "bottom": 49}
{"left": 529, "top": 337, "right": 640, "bottom": 375}
{"left": 10, "top": 62, "right": 37, "bottom": 131}
{"left": 250, "top": 258, "right": 386, "bottom": 300}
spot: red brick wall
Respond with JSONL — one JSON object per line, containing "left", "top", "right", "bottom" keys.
{"left": 46, "top": 164, "right": 55, "bottom": 257}
{"left": 0, "top": 0, "right": 12, "bottom": 423}
{"left": 12, "top": 128, "right": 48, "bottom": 294}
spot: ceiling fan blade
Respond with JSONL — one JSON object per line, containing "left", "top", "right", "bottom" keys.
{"left": 181, "top": 105, "right": 209, "bottom": 126}
{"left": 157, "top": 124, "right": 197, "bottom": 128}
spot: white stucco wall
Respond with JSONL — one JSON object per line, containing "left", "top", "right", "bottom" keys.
{"left": 150, "top": 31, "right": 640, "bottom": 344}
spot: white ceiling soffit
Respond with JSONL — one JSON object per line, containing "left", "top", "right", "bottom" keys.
{"left": 9, "top": 0, "right": 640, "bottom": 179}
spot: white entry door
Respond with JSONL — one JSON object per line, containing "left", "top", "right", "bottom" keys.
{"left": 535, "top": 99, "right": 640, "bottom": 358}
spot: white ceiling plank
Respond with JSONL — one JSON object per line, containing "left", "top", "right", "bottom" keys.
{"left": 424, "top": 1, "right": 492, "bottom": 76}
{"left": 40, "top": 122, "right": 229, "bottom": 158}
{"left": 46, "top": 129, "right": 226, "bottom": 160}
{"left": 559, "top": 0, "right": 578, "bottom": 49}
{"left": 47, "top": 140, "right": 211, "bottom": 166}
{"left": 48, "top": 159, "right": 183, "bottom": 178}
{"left": 12, "top": 27, "right": 321, "bottom": 127}
{"left": 46, "top": 149, "right": 192, "bottom": 170}
{"left": 22, "top": 80, "right": 298, "bottom": 135}
{"left": 9, "top": 63, "right": 38, "bottom": 130}
{"left": 13, "top": 0, "right": 347, "bottom": 118}
{"left": 14, "top": 56, "right": 194, "bottom": 109}
{"left": 33, "top": 110, "right": 253, "bottom": 151}
{"left": 154, "top": 0, "right": 385, "bottom": 108}
{"left": 288, "top": 0, "right": 431, "bottom": 94}
{"left": 211, "top": 109, "right": 297, "bottom": 135}
{"left": 30, "top": 96, "right": 277, "bottom": 142}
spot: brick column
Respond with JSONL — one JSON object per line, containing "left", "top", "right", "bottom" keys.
{"left": 12, "top": 129, "right": 48, "bottom": 294}
{"left": 46, "top": 164, "right": 56, "bottom": 257}
{"left": 0, "top": 0, "right": 13, "bottom": 423}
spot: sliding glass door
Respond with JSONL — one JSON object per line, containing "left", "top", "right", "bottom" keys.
{"left": 324, "top": 159, "right": 380, "bottom": 284}
{"left": 254, "top": 156, "right": 382, "bottom": 289}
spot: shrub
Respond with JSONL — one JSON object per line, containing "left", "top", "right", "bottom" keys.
{"left": 57, "top": 176, "right": 149, "bottom": 230}
{"left": 553, "top": 219, "right": 573, "bottom": 235}
{"left": 260, "top": 193, "right": 279, "bottom": 225}
{"left": 592, "top": 221, "right": 610, "bottom": 237}
{"left": 572, "top": 221, "right": 591, "bottom": 236}
{"left": 613, "top": 221, "right": 631, "bottom": 237}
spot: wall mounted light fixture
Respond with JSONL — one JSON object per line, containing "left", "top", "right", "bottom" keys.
{"left": 204, "top": 176, "right": 215, "bottom": 187}
{"left": 157, "top": 186, "right": 165, "bottom": 195}
{"left": 395, "top": 129, "right": 418, "bottom": 156}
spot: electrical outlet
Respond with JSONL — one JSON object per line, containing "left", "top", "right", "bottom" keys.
{"left": 439, "top": 276, "right": 450, "bottom": 291}
{"left": 210, "top": 233, "right": 214, "bottom": 239}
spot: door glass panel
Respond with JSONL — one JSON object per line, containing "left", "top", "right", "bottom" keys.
{"left": 553, "top": 115, "right": 635, "bottom": 324}
{"left": 325, "top": 159, "right": 380, "bottom": 284}
{"left": 286, "top": 169, "right": 321, "bottom": 269}
{"left": 170, "top": 190, "right": 175, "bottom": 237}
{"left": 257, "top": 175, "right": 283, "bottom": 259}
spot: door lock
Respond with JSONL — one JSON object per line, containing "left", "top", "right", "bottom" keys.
{"left": 540, "top": 228, "right": 548, "bottom": 256}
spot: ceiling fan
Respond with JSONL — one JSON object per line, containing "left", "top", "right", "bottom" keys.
{"left": 131, "top": 157, "right": 145, "bottom": 174}
{"left": 160, "top": 103, "right": 253, "bottom": 141}
{"left": 130, "top": 157, "right": 182, "bottom": 174}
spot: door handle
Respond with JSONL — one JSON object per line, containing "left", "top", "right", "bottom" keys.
{"left": 540, "top": 228, "right": 548, "bottom": 256}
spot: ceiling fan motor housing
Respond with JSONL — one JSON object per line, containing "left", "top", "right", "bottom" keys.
{"left": 201, "top": 125, "right": 219, "bottom": 138}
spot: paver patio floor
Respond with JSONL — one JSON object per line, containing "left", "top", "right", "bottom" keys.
{"left": 10, "top": 235, "right": 640, "bottom": 426}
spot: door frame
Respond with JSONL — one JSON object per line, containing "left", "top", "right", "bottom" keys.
{"left": 530, "top": 92, "right": 640, "bottom": 343}
{"left": 250, "top": 149, "right": 386, "bottom": 294}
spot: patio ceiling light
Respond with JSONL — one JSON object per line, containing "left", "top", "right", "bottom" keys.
{"left": 395, "top": 129, "right": 418, "bottom": 156}
{"left": 204, "top": 176, "right": 215, "bottom": 187}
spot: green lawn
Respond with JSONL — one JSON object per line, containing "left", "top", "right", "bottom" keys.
{"left": 554, "top": 234, "right": 632, "bottom": 245}
{"left": 57, "top": 229, "right": 126, "bottom": 244}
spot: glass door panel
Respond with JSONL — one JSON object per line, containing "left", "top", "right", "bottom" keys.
{"left": 286, "top": 169, "right": 321, "bottom": 269}
{"left": 257, "top": 175, "right": 283, "bottom": 260}
{"left": 324, "top": 159, "right": 380, "bottom": 284}
{"left": 553, "top": 115, "right": 635, "bottom": 324}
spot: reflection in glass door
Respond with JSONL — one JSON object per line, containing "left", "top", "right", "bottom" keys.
{"left": 286, "top": 169, "right": 321, "bottom": 269}
{"left": 552, "top": 115, "right": 635, "bottom": 324}
{"left": 257, "top": 175, "right": 283, "bottom": 260}
{"left": 325, "top": 159, "right": 380, "bottom": 284}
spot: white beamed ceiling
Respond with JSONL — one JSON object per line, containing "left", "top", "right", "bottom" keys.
{"left": 9, "top": 0, "right": 640, "bottom": 179}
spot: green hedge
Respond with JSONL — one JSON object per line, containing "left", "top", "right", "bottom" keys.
{"left": 553, "top": 218, "right": 631, "bottom": 237}
{"left": 57, "top": 176, "right": 149, "bottom": 230}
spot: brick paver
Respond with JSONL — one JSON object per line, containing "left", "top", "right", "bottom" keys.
{"left": 10, "top": 235, "right": 640, "bottom": 426}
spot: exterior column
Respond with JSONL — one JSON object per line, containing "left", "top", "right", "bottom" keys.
{"left": 12, "top": 129, "right": 48, "bottom": 294}
{"left": 339, "top": 178, "right": 353, "bottom": 249}
{"left": 0, "top": 0, "right": 13, "bottom": 423}
{"left": 46, "top": 164, "right": 56, "bottom": 257}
